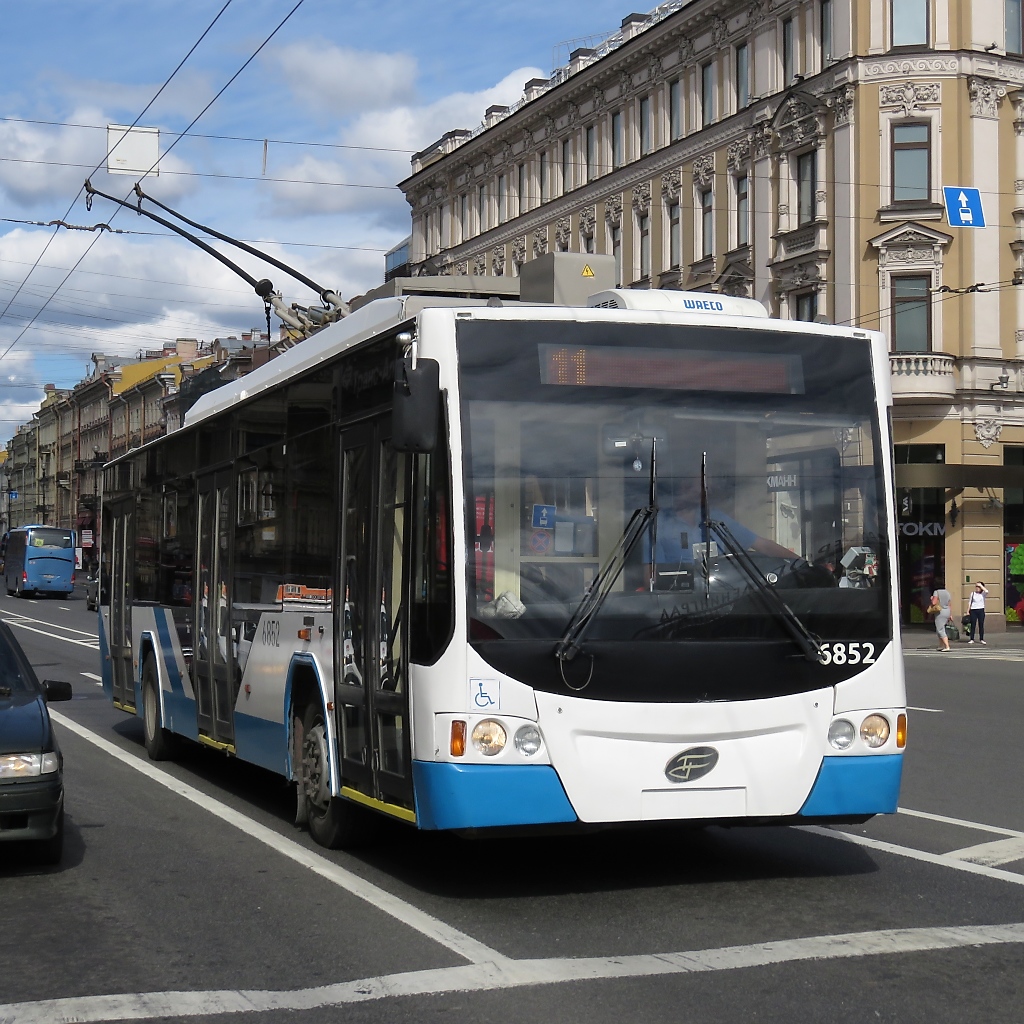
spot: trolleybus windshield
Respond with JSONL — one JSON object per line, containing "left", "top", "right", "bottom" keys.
{"left": 459, "top": 320, "right": 891, "bottom": 701}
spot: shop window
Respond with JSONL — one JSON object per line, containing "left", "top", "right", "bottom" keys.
{"left": 1005, "top": 447, "right": 1024, "bottom": 625}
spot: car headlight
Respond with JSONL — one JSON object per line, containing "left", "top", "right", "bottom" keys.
{"left": 514, "top": 724, "right": 543, "bottom": 756}
{"left": 471, "top": 719, "right": 507, "bottom": 756}
{"left": 828, "top": 719, "right": 856, "bottom": 750}
{"left": 860, "top": 714, "right": 890, "bottom": 748}
{"left": 0, "top": 752, "right": 58, "bottom": 778}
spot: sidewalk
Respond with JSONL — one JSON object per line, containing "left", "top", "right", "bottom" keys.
{"left": 900, "top": 626, "right": 1024, "bottom": 650}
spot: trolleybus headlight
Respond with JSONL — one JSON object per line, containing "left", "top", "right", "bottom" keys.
{"left": 860, "top": 714, "right": 890, "bottom": 748}
{"left": 471, "top": 719, "right": 507, "bottom": 756}
{"left": 828, "top": 719, "right": 856, "bottom": 750}
{"left": 513, "top": 724, "right": 542, "bottom": 757}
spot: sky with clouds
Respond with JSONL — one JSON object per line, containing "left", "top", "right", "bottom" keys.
{"left": 0, "top": 0, "right": 633, "bottom": 440}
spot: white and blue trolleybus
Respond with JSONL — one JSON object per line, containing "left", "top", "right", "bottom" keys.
{"left": 99, "top": 286, "right": 905, "bottom": 846}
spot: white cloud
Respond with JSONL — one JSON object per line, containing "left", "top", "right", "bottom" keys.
{"left": 271, "top": 43, "right": 418, "bottom": 117}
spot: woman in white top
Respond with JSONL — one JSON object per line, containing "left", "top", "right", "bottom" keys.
{"left": 968, "top": 581, "right": 989, "bottom": 644}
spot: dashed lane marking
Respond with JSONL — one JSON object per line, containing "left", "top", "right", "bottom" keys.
{"left": 47, "top": 711, "right": 504, "bottom": 967}
{"left": 947, "top": 836, "right": 1024, "bottom": 867}
{"left": 908, "top": 706, "right": 943, "bottom": 713}
{"left": 1, "top": 923, "right": 1022, "bottom": 1023}
{"left": 0, "top": 612, "right": 99, "bottom": 650}
{"left": 904, "top": 649, "right": 1024, "bottom": 661}
{"left": 81, "top": 671, "right": 102, "bottom": 685}
{"left": 899, "top": 806, "right": 1024, "bottom": 840}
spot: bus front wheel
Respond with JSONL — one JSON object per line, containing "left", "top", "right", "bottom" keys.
{"left": 142, "top": 657, "right": 175, "bottom": 761}
{"left": 300, "top": 702, "right": 363, "bottom": 849}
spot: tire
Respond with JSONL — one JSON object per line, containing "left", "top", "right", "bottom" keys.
{"left": 300, "top": 701, "right": 364, "bottom": 849}
{"left": 33, "top": 808, "right": 64, "bottom": 866}
{"left": 142, "top": 657, "right": 175, "bottom": 761}
{"left": 5, "top": 576, "right": 12, "bottom": 597}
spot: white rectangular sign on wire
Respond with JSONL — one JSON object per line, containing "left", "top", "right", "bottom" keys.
{"left": 106, "top": 125, "right": 160, "bottom": 176}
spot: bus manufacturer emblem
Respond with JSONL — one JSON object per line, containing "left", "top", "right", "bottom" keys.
{"left": 665, "top": 746, "right": 719, "bottom": 783}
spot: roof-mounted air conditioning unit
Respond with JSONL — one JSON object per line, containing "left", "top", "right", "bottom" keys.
{"left": 586, "top": 290, "right": 768, "bottom": 318}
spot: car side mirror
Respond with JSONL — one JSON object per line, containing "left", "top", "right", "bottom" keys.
{"left": 43, "top": 680, "right": 73, "bottom": 702}
{"left": 392, "top": 356, "right": 439, "bottom": 453}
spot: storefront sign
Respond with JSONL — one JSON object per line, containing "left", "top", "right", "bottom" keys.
{"left": 898, "top": 521, "right": 945, "bottom": 536}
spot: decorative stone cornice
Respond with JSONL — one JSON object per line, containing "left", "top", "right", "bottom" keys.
{"left": 864, "top": 56, "right": 958, "bottom": 78}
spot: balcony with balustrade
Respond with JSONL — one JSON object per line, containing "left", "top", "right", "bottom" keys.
{"left": 889, "top": 353, "right": 956, "bottom": 402}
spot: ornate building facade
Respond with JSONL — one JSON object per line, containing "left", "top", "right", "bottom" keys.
{"left": 399, "top": 0, "right": 1024, "bottom": 630}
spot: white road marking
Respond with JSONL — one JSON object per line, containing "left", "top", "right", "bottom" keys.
{"left": 81, "top": 671, "right": 102, "bottom": 685}
{"left": 0, "top": 610, "right": 98, "bottom": 638}
{"left": 59, "top": 606, "right": 70, "bottom": 610}
{"left": 907, "top": 706, "right": 943, "bottom": 713}
{"left": 904, "top": 649, "right": 1024, "bottom": 662}
{"left": 801, "top": 826, "right": 1024, "bottom": 886}
{"left": 899, "top": 806, "right": 1024, "bottom": 840}
{"left": 946, "top": 837, "right": 1024, "bottom": 867}
{"left": 47, "top": 711, "right": 503, "bottom": 966}
{"left": 2, "top": 923, "right": 1022, "bottom": 1023}
{"left": 0, "top": 617, "right": 100, "bottom": 649}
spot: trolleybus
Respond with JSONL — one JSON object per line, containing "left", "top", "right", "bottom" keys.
{"left": 98, "top": 287, "right": 905, "bottom": 847}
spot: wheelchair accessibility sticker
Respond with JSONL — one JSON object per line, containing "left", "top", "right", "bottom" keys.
{"left": 470, "top": 677, "right": 500, "bottom": 711}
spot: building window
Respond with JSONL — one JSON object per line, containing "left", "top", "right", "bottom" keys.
{"left": 639, "top": 96, "right": 652, "bottom": 155}
{"left": 670, "top": 79, "right": 683, "bottom": 140}
{"left": 611, "top": 225, "right": 622, "bottom": 286}
{"left": 497, "top": 174, "right": 508, "bottom": 224}
{"left": 797, "top": 152, "right": 816, "bottom": 225}
{"left": 639, "top": 213, "right": 651, "bottom": 280}
{"left": 517, "top": 163, "right": 527, "bottom": 215}
{"left": 700, "top": 189, "right": 714, "bottom": 258}
{"left": 702, "top": 63, "right": 715, "bottom": 127}
{"left": 540, "top": 151, "right": 550, "bottom": 202}
{"left": 796, "top": 292, "right": 818, "bottom": 321}
{"left": 782, "top": 19, "right": 795, "bottom": 84}
{"left": 1009, "top": 0, "right": 1023, "bottom": 53}
{"left": 562, "top": 139, "right": 572, "bottom": 193}
{"left": 736, "top": 174, "right": 749, "bottom": 247}
{"left": 892, "top": 122, "right": 930, "bottom": 202}
{"left": 892, "top": 276, "right": 931, "bottom": 352}
{"left": 457, "top": 194, "right": 468, "bottom": 244}
{"left": 735, "top": 44, "right": 749, "bottom": 110}
{"left": 668, "top": 202, "right": 681, "bottom": 268}
{"left": 612, "top": 111, "right": 624, "bottom": 168}
{"left": 821, "top": 0, "right": 834, "bottom": 63}
{"left": 891, "top": 0, "right": 928, "bottom": 47}
{"left": 478, "top": 184, "right": 487, "bottom": 232}
{"left": 581, "top": 226, "right": 595, "bottom": 254}
{"left": 586, "top": 126, "right": 597, "bottom": 182}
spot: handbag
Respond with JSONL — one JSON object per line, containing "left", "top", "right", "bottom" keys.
{"left": 927, "top": 599, "right": 941, "bottom": 615}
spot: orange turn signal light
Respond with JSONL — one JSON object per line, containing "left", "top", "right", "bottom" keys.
{"left": 450, "top": 720, "right": 467, "bottom": 757}
{"left": 896, "top": 713, "right": 907, "bottom": 749}
{"left": 297, "top": 627, "right": 312, "bottom": 642}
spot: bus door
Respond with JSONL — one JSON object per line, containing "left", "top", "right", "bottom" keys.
{"left": 335, "top": 419, "right": 414, "bottom": 813}
{"left": 194, "top": 474, "right": 235, "bottom": 748}
{"left": 108, "top": 500, "right": 135, "bottom": 709}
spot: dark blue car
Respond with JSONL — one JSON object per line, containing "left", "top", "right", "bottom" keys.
{"left": 0, "top": 621, "right": 72, "bottom": 864}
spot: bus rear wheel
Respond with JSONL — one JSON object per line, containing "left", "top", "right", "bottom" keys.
{"left": 142, "top": 657, "right": 175, "bottom": 761}
{"left": 300, "top": 702, "right": 363, "bottom": 849}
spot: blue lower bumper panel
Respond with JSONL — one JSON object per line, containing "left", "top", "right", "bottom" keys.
{"left": 412, "top": 761, "right": 578, "bottom": 830}
{"left": 799, "top": 754, "right": 903, "bottom": 817}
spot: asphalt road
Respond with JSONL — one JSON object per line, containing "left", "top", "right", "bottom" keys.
{"left": 1, "top": 589, "right": 1022, "bottom": 1024}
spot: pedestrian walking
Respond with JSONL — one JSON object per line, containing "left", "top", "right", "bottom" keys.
{"left": 929, "top": 578, "right": 953, "bottom": 651}
{"left": 967, "top": 581, "right": 989, "bottom": 645}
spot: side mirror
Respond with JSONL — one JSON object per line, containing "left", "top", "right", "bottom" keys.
{"left": 392, "top": 356, "right": 440, "bottom": 453}
{"left": 43, "top": 680, "right": 73, "bottom": 702}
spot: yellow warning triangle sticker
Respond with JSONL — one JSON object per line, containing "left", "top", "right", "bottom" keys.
{"left": 581, "top": 264, "right": 595, "bottom": 278}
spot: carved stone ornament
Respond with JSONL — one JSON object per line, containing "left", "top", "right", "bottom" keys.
{"left": 501, "top": 141, "right": 513, "bottom": 167}
{"left": 437, "top": 253, "right": 454, "bottom": 276}
{"left": 746, "top": 0, "right": 769, "bottom": 26}
{"left": 555, "top": 217, "right": 572, "bottom": 249}
{"left": 678, "top": 36, "right": 694, "bottom": 64}
{"left": 605, "top": 193, "right": 624, "bottom": 227}
{"left": 648, "top": 53, "right": 664, "bottom": 84}
{"left": 752, "top": 123, "right": 774, "bottom": 159}
{"left": 580, "top": 205, "right": 597, "bottom": 235}
{"left": 879, "top": 82, "right": 940, "bottom": 116}
{"left": 592, "top": 87, "right": 606, "bottom": 114}
{"left": 567, "top": 102, "right": 579, "bottom": 125}
{"left": 969, "top": 76, "right": 1008, "bottom": 119}
{"left": 829, "top": 84, "right": 856, "bottom": 126}
{"left": 511, "top": 236, "right": 526, "bottom": 266}
{"left": 532, "top": 226, "right": 549, "bottom": 257}
{"left": 455, "top": 260, "right": 469, "bottom": 276}
{"left": 692, "top": 153, "right": 715, "bottom": 189}
{"left": 632, "top": 181, "right": 652, "bottom": 215}
{"left": 711, "top": 16, "right": 728, "bottom": 49}
{"left": 975, "top": 419, "right": 1003, "bottom": 449}
{"left": 491, "top": 244, "right": 506, "bottom": 276}
{"left": 619, "top": 70, "right": 633, "bottom": 100}
{"left": 662, "top": 168, "right": 682, "bottom": 202}
{"left": 774, "top": 96, "right": 823, "bottom": 152}
{"left": 773, "top": 260, "right": 822, "bottom": 296}
{"left": 1016, "top": 328, "right": 1024, "bottom": 350}
{"left": 727, "top": 136, "right": 752, "bottom": 171}
{"left": 544, "top": 115, "right": 557, "bottom": 139}
{"left": 472, "top": 253, "right": 488, "bottom": 276}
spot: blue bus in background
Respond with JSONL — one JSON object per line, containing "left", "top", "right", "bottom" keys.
{"left": 2, "top": 526, "right": 76, "bottom": 598}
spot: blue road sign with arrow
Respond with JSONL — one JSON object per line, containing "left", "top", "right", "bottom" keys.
{"left": 943, "top": 186, "right": 986, "bottom": 228}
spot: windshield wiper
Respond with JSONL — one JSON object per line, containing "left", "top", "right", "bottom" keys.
{"left": 556, "top": 436, "right": 659, "bottom": 664}
{"left": 700, "top": 453, "right": 823, "bottom": 664}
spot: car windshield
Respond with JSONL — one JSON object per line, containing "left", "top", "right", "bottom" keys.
{"left": 459, "top": 319, "right": 890, "bottom": 649}
{"left": 0, "top": 628, "right": 35, "bottom": 694}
